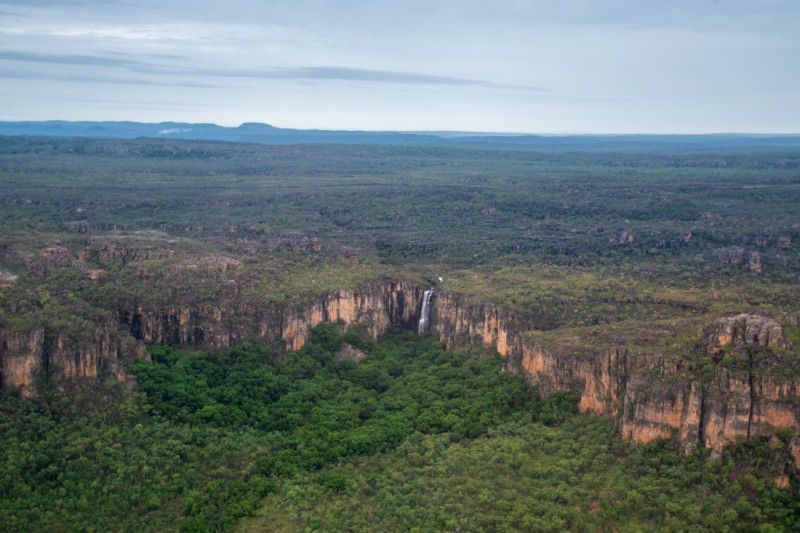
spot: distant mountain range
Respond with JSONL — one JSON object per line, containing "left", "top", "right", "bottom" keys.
{"left": 2, "top": 120, "right": 800, "bottom": 152}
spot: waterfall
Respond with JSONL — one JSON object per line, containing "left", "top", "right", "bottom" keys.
{"left": 417, "top": 289, "right": 434, "bottom": 334}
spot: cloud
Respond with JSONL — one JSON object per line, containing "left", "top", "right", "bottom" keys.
{"left": 188, "top": 66, "right": 542, "bottom": 91}
{"left": 0, "top": 67, "right": 219, "bottom": 88}
{"left": 0, "top": 49, "right": 541, "bottom": 91}
{"left": 0, "top": 0, "right": 110, "bottom": 5}
{"left": 0, "top": 49, "right": 154, "bottom": 68}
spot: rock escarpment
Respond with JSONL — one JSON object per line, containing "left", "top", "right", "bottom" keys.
{"left": 2, "top": 281, "right": 423, "bottom": 397}
{"left": 2, "top": 278, "right": 798, "bottom": 472}
{"left": 0, "top": 321, "right": 146, "bottom": 399}
{"left": 1, "top": 330, "right": 45, "bottom": 399}
{"left": 428, "top": 296, "right": 799, "bottom": 468}
{"left": 118, "top": 281, "right": 423, "bottom": 352}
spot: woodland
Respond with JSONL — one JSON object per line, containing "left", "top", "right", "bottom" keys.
{"left": 0, "top": 135, "right": 799, "bottom": 531}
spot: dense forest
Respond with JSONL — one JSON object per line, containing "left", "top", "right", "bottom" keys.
{"left": 1, "top": 136, "right": 799, "bottom": 530}
{"left": 2, "top": 326, "right": 798, "bottom": 532}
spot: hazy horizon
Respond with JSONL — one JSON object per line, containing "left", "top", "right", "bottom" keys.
{"left": 2, "top": 1, "right": 799, "bottom": 134}
{"left": 3, "top": 118, "right": 800, "bottom": 137}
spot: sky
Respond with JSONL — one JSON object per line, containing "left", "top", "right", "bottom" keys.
{"left": 0, "top": 0, "right": 798, "bottom": 133}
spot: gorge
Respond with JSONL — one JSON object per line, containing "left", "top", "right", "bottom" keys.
{"left": 2, "top": 278, "right": 798, "bottom": 478}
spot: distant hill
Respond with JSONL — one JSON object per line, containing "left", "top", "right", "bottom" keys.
{"left": 2, "top": 120, "right": 800, "bottom": 152}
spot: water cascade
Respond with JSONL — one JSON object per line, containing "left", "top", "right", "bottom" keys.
{"left": 417, "top": 289, "right": 434, "bottom": 334}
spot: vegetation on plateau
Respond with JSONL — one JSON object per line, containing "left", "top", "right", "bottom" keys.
{"left": 1, "top": 137, "right": 798, "bottom": 361}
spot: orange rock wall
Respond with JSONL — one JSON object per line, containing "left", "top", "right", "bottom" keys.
{"left": 120, "top": 281, "right": 423, "bottom": 353}
{"left": 3, "top": 280, "right": 798, "bottom": 470}
{"left": 0, "top": 322, "right": 145, "bottom": 397}
{"left": 430, "top": 295, "right": 800, "bottom": 459}
{"left": 2, "top": 281, "right": 422, "bottom": 397}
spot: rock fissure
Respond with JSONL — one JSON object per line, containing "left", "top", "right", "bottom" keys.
{"left": 41, "top": 329, "right": 54, "bottom": 386}
{"left": 616, "top": 350, "right": 629, "bottom": 429}
{"left": 697, "top": 383, "right": 708, "bottom": 450}
{"left": 747, "top": 348, "right": 756, "bottom": 439}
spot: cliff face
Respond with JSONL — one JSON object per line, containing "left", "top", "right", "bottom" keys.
{"left": 430, "top": 294, "right": 799, "bottom": 463}
{"left": 280, "top": 282, "right": 422, "bottom": 351}
{"left": 0, "top": 330, "right": 45, "bottom": 399}
{"left": 47, "top": 322, "right": 147, "bottom": 385}
{"left": 1, "top": 281, "right": 422, "bottom": 398}
{"left": 1, "top": 281, "right": 423, "bottom": 398}
{"left": 629, "top": 315, "right": 799, "bottom": 457}
{"left": 119, "top": 281, "right": 423, "bottom": 352}
{"left": 2, "top": 279, "right": 797, "bottom": 470}
{"left": 0, "top": 321, "right": 145, "bottom": 398}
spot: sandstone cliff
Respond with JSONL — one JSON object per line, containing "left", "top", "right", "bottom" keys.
{"left": 0, "top": 321, "right": 145, "bottom": 398}
{"left": 428, "top": 295, "right": 799, "bottom": 468}
{"left": 119, "top": 280, "right": 423, "bottom": 352}
{"left": 2, "top": 280, "right": 423, "bottom": 397}
{"left": 0, "top": 330, "right": 45, "bottom": 399}
{"left": 2, "top": 278, "right": 798, "bottom": 472}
